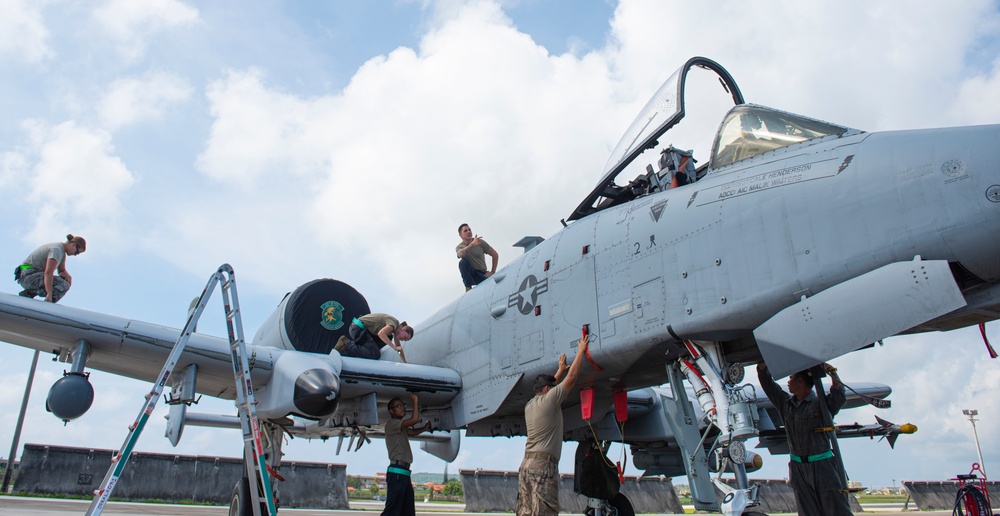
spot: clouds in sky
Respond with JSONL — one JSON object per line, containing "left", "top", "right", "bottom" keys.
{"left": 0, "top": 0, "right": 53, "bottom": 64}
{"left": 97, "top": 71, "right": 193, "bottom": 131}
{"left": 1, "top": 0, "right": 999, "bottom": 490}
{"left": 9, "top": 120, "right": 134, "bottom": 245}
{"left": 91, "top": 0, "right": 199, "bottom": 61}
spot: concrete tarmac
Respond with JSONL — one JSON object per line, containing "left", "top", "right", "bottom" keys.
{"left": 0, "top": 496, "right": 956, "bottom": 516}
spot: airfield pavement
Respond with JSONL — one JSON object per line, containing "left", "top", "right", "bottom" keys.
{"left": 0, "top": 496, "right": 957, "bottom": 516}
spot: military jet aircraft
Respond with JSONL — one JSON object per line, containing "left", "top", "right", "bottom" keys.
{"left": 1, "top": 56, "right": 997, "bottom": 515}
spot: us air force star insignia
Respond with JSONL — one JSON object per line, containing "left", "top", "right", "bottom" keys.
{"left": 320, "top": 301, "right": 346, "bottom": 330}
{"left": 508, "top": 275, "right": 549, "bottom": 315}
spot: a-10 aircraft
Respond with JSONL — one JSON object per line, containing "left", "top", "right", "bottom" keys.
{"left": 1, "top": 56, "right": 997, "bottom": 515}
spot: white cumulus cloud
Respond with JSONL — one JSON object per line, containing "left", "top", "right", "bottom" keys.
{"left": 97, "top": 71, "right": 193, "bottom": 131}
{"left": 13, "top": 120, "right": 136, "bottom": 246}
{"left": 90, "top": 0, "right": 199, "bottom": 61}
{"left": 0, "top": 0, "right": 54, "bottom": 63}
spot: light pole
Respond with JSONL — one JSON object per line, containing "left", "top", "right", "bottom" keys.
{"left": 3, "top": 350, "right": 40, "bottom": 493}
{"left": 962, "top": 409, "right": 987, "bottom": 477}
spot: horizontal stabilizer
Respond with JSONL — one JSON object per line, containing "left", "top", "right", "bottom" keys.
{"left": 755, "top": 258, "right": 966, "bottom": 378}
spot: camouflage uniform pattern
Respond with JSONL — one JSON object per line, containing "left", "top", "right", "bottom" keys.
{"left": 17, "top": 268, "right": 70, "bottom": 303}
{"left": 516, "top": 456, "right": 559, "bottom": 516}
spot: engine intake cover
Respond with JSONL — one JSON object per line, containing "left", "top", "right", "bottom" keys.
{"left": 253, "top": 279, "right": 370, "bottom": 354}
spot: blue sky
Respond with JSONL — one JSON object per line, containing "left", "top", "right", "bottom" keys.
{"left": 1, "top": 0, "right": 1000, "bottom": 493}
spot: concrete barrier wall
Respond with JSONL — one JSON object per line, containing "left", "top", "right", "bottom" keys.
{"left": 12, "top": 443, "right": 348, "bottom": 509}
{"left": 459, "top": 469, "right": 683, "bottom": 513}
{"left": 743, "top": 479, "right": 799, "bottom": 514}
{"left": 904, "top": 480, "right": 1000, "bottom": 511}
{"left": 460, "top": 469, "right": 519, "bottom": 511}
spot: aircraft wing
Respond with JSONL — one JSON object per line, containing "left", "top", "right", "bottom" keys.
{"left": 0, "top": 292, "right": 461, "bottom": 425}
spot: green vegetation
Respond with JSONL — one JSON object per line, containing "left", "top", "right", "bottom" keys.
{"left": 442, "top": 480, "right": 463, "bottom": 496}
{"left": 347, "top": 475, "right": 366, "bottom": 490}
{"left": 3, "top": 492, "right": 214, "bottom": 505}
{"left": 855, "top": 493, "right": 909, "bottom": 503}
{"left": 344, "top": 473, "right": 465, "bottom": 503}
{"left": 410, "top": 472, "right": 446, "bottom": 484}
{"left": 7, "top": 492, "right": 92, "bottom": 500}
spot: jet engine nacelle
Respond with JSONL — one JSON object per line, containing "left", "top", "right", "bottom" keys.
{"left": 255, "top": 348, "right": 343, "bottom": 420}
{"left": 46, "top": 372, "right": 94, "bottom": 422}
{"left": 252, "top": 279, "right": 370, "bottom": 354}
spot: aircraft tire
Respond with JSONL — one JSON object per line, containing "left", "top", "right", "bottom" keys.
{"left": 608, "top": 493, "right": 634, "bottom": 516}
{"left": 229, "top": 477, "right": 269, "bottom": 516}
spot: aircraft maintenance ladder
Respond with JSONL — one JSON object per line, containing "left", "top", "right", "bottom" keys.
{"left": 86, "top": 264, "right": 277, "bottom": 516}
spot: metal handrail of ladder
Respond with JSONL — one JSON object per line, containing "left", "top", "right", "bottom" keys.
{"left": 86, "top": 264, "right": 276, "bottom": 516}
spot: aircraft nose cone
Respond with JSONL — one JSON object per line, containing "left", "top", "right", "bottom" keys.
{"left": 293, "top": 368, "right": 340, "bottom": 418}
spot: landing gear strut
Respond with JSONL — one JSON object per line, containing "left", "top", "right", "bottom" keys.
{"left": 666, "top": 340, "right": 763, "bottom": 515}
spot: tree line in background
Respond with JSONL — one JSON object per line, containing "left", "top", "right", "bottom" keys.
{"left": 346, "top": 474, "right": 463, "bottom": 501}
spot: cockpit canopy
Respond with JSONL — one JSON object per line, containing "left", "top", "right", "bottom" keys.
{"left": 711, "top": 104, "right": 851, "bottom": 169}
{"left": 567, "top": 57, "right": 861, "bottom": 222}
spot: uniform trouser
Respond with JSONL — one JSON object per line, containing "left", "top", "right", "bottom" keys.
{"left": 341, "top": 323, "right": 381, "bottom": 360}
{"left": 17, "top": 268, "right": 70, "bottom": 303}
{"left": 458, "top": 258, "right": 487, "bottom": 289}
{"left": 380, "top": 471, "right": 414, "bottom": 516}
{"left": 789, "top": 459, "right": 853, "bottom": 516}
{"left": 516, "top": 456, "right": 559, "bottom": 516}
